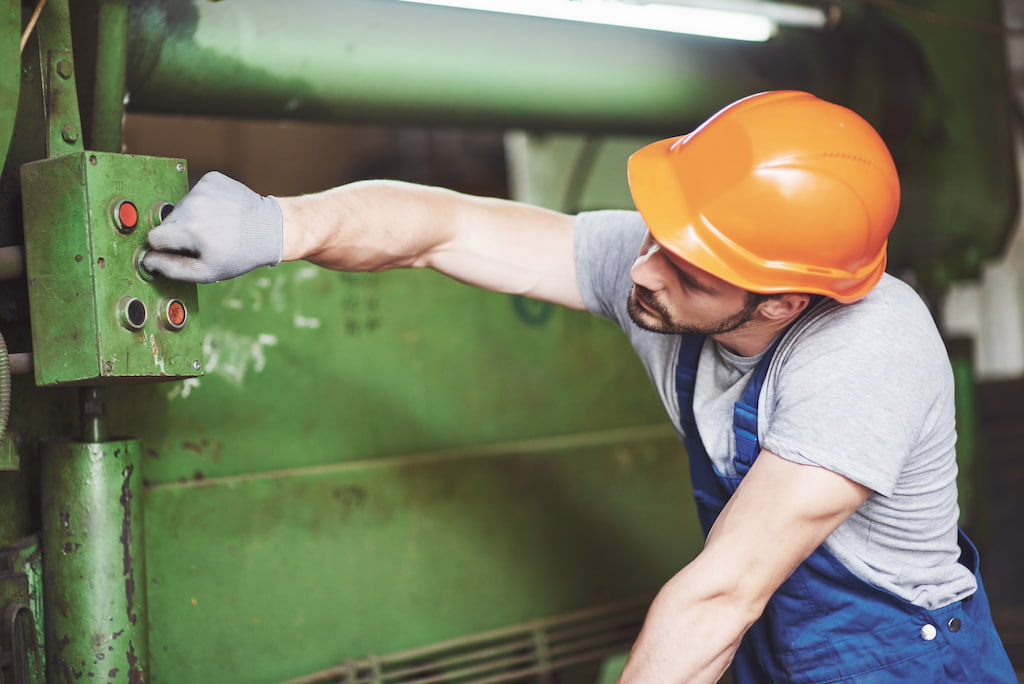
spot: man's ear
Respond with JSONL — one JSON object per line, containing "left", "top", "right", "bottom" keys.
{"left": 758, "top": 293, "right": 811, "bottom": 321}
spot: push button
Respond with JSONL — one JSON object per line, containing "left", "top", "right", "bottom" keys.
{"left": 920, "top": 624, "right": 937, "bottom": 641}
{"left": 134, "top": 248, "right": 156, "bottom": 282}
{"left": 115, "top": 200, "right": 138, "bottom": 233}
{"left": 118, "top": 297, "right": 147, "bottom": 330}
{"left": 152, "top": 202, "right": 175, "bottom": 225}
{"left": 948, "top": 617, "right": 962, "bottom": 633}
{"left": 159, "top": 298, "right": 187, "bottom": 330}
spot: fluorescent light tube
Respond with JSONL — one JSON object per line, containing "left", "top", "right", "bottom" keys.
{"left": 393, "top": 0, "right": 780, "bottom": 42}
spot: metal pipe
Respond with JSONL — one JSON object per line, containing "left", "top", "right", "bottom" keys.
{"left": 79, "top": 386, "right": 108, "bottom": 444}
{"left": 41, "top": 438, "right": 148, "bottom": 683}
{"left": 0, "top": 246, "right": 25, "bottom": 280}
{"left": 90, "top": 0, "right": 130, "bottom": 152}
{"left": 124, "top": 0, "right": 807, "bottom": 132}
{"left": 8, "top": 353, "right": 33, "bottom": 376}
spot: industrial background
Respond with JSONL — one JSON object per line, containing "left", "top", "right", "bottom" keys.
{"left": 1, "top": 0, "right": 1023, "bottom": 682}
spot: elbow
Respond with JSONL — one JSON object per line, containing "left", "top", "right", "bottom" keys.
{"left": 663, "top": 558, "right": 773, "bottom": 634}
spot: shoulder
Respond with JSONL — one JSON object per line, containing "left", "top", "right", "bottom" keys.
{"left": 573, "top": 211, "right": 646, "bottom": 320}
{"left": 574, "top": 210, "right": 647, "bottom": 252}
{"left": 761, "top": 274, "right": 955, "bottom": 495}
{"left": 769, "top": 273, "right": 952, "bottom": 408}
{"left": 787, "top": 275, "right": 942, "bottom": 353}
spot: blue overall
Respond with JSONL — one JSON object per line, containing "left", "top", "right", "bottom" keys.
{"left": 674, "top": 333, "right": 1017, "bottom": 683}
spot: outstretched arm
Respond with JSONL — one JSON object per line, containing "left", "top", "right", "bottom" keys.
{"left": 618, "top": 450, "right": 870, "bottom": 684}
{"left": 144, "top": 172, "right": 584, "bottom": 309}
{"left": 278, "top": 179, "right": 583, "bottom": 308}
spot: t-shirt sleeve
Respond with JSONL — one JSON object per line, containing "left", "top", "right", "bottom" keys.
{"left": 573, "top": 210, "right": 686, "bottom": 427}
{"left": 761, "top": 293, "right": 955, "bottom": 497}
{"left": 574, "top": 210, "right": 647, "bottom": 327}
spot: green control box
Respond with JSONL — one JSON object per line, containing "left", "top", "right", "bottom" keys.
{"left": 21, "top": 151, "right": 203, "bottom": 386}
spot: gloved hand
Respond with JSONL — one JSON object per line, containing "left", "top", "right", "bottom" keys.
{"left": 142, "top": 171, "right": 284, "bottom": 283}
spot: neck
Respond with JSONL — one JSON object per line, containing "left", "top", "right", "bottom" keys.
{"left": 712, "top": 313, "right": 801, "bottom": 357}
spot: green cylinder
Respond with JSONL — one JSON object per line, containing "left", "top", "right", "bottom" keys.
{"left": 124, "top": 0, "right": 776, "bottom": 132}
{"left": 41, "top": 439, "right": 148, "bottom": 683}
{"left": 90, "top": 0, "right": 130, "bottom": 153}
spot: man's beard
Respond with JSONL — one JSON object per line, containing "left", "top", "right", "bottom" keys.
{"left": 626, "top": 285, "right": 764, "bottom": 336}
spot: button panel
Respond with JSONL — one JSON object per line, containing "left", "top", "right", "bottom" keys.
{"left": 21, "top": 151, "right": 203, "bottom": 385}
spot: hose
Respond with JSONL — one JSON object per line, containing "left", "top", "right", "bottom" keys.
{"left": 19, "top": 0, "right": 48, "bottom": 53}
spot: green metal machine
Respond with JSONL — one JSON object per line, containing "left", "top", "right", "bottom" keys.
{"left": 0, "top": 1, "right": 1017, "bottom": 683}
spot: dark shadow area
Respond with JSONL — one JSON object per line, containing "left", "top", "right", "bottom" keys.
{"left": 974, "top": 378, "right": 1024, "bottom": 678}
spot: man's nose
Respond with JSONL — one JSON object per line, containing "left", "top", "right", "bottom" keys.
{"left": 630, "top": 242, "right": 667, "bottom": 291}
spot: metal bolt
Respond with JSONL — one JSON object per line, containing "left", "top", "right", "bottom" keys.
{"left": 61, "top": 124, "right": 79, "bottom": 143}
{"left": 56, "top": 60, "right": 74, "bottom": 79}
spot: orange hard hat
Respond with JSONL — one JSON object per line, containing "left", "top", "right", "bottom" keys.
{"left": 627, "top": 90, "right": 900, "bottom": 303}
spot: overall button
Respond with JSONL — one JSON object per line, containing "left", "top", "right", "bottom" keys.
{"left": 948, "top": 617, "right": 962, "bottom": 633}
{"left": 920, "top": 624, "right": 937, "bottom": 641}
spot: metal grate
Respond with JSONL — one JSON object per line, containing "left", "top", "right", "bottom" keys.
{"left": 279, "top": 597, "right": 649, "bottom": 684}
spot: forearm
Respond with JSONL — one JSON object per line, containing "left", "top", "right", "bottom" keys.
{"left": 618, "top": 560, "right": 762, "bottom": 684}
{"left": 618, "top": 453, "right": 870, "bottom": 684}
{"left": 277, "top": 180, "right": 583, "bottom": 306}
{"left": 278, "top": 180, "right": 459, "bottom": 271}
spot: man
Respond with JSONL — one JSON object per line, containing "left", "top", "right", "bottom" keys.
{"left": 143, "top": 91, "right": 1017, "bottom": 682}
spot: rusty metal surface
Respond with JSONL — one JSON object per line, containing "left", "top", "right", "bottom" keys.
{"left": 40, "top": 439, "right": 147, "bottom": 684}
{"left": 142, "top": 427, "right": 692, "bottom": 684}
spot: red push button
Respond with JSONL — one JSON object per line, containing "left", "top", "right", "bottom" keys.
{"left": 115, "top": 200, "right": 138, "bottom": 233}
{"left": 167, "top": 300, "right": 186, "bottom": 327}
{"left": 160, "top": 299, "right": 187, "bottom": 330}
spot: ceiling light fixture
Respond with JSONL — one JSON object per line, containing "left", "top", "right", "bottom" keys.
{"left": 392, "top": 0, "right": 831, "bottom": 43}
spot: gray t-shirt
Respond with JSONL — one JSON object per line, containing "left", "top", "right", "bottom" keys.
{"left": 574, "top": 210, "right": 976, "bottom": 609}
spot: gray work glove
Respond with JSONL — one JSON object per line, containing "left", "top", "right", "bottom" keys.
{"left": 143, "top": 171, "right": 283, "bottom": 283}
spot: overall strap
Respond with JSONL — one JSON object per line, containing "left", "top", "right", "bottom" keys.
{"left": 674, "top": 334, "right": 731, "bottom": 511}
{"left": 732, "top": 333, "right": 787, "bottom": 475}
{"left": 674, "top": 333, "right": 704, "bottom": 447}
{"left": 676, "top": 332, "right": 789, "bottom": 482}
